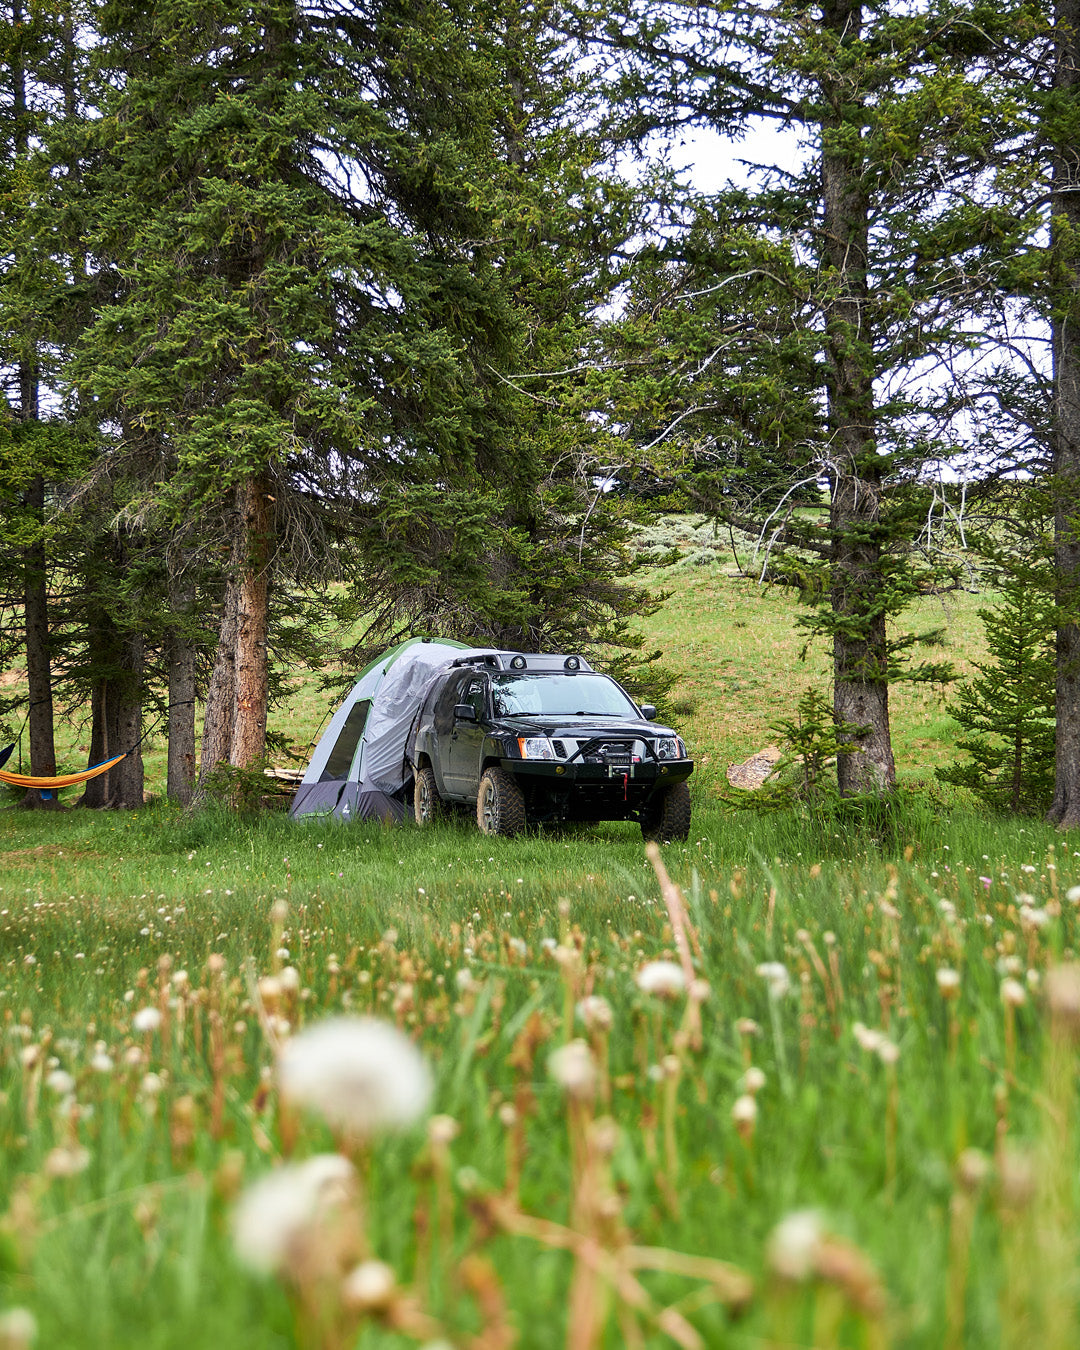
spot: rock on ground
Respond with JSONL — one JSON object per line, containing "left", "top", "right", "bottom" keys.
{"left": 726, "top": 747, "right": 783, "bottom": 790}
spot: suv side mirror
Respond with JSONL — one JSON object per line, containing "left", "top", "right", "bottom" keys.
{"left": 454, "top": 703, "right": 478, "bottom": 722}
{"left": 640, "top": 704, "right": 657, "bottom": 721}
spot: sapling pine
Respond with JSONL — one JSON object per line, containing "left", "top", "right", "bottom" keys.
{"left": 937, "top": 579, "right": 1056, "bottom": 814}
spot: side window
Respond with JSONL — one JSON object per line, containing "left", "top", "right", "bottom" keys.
{"left": 432, "top": 677, "right": 461, "bottom": 736}
{"left": 462, "top": 676, "right": 487, "bottom": 718}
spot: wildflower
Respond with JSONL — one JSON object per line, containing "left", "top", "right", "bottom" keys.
{"left": 0, "top": 1307, "right": 36, "bottom": 1350}
{"left": 1066, "top": 885, "right": 1080, "bottom": 905}
{"left": 756, "top": 962, "right": 791, "bottom": 998}
{"left": 427, "top": 1115, "right": 459, "bottom": 1147}
{"left": 852, "top": 1022, "right": 884, "bottom": 1054}
{"left": 44, "top": 1069, "right": 75, "bottom": 1096}
{"left": 731, "top": 1094, "right": 757, "bottom": 1139}
{"left": 455, "top": 968, "right": 481, "bottom": 995}
{"left": 90, "top": 1051, "right": 113, "bottom": 1074}
{"left": 132, "top": 1007, "right": 162, "bottom": 1034}
{"left": 43, "top": 1145, "right": 90, "bottom": 1179}
{"left": 766, "top": 1209, "right": 825, "bottom": 1281}
{"left": 1019, "top": 904, "right": 1050, "bottom": 932}
{"left": 280, "top": 967, "right": 301, "bottom": 994}
{"left": 935, "top": 968, "right": 961, "bottom": 999}
{"left": 1001, "top": 978, "right": 1027, "bottom": 1008}
{"left": 979, "top": 876, "right": 992, "bottom": 891}
{"left": 876, "top": 1038, "right": 900, "bottom": 1065}
{"left": 342, "top": 1259, "right": 397, "bottom": 1313}
{"left": 689, "top": 978, "right": 711, "bottom": 1003}
{"left": 956, "top": 1148, "right": 990, "bottom": 1194}
{"left": 634, "top": 960, "right": 686, "bottom": 998}
{"left": 548, "top": 1040, "right": 597, "bottom": 1100}
{"left": 741, "top": 1066, "right": 766, "bottom": 1095}
{"left": 277, "top": 1016, "right": 432, "bottom": 1137}
{"left": 232, "top": 1154, "right": 355, "bottom": 1276}
{"left": 578, "top": 995, "right": 613, "bottom": 1033}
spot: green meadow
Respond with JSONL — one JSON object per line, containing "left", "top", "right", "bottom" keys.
{"left": 1, "top": 543, "right": 1077, "bottom": 1349}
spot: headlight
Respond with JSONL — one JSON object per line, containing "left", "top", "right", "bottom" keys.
{"left": 654, "top": 737, "right": 682, "bottom": 760}
{"left": 518, "top": 736, "right": 556, "bottom": 760}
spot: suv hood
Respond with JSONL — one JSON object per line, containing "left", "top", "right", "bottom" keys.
{"left": 497, "top": 714, "right": 680, "bottom": 740}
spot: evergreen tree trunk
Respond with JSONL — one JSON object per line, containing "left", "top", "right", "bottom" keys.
{"left": 821, "top": 0, "right": 895, "bottom": 796}
{"left": 10, "top": 0, "right": 57, "bottom": 809}
{"left": 1047, "top": 0, "right": 1080, "bottom": 830}
{"left": 19, "top": 474, "right": 58, "bottom": 810}
{"left": 195, "top": 555, "right": 240, "bottom": 799}
{"left": 166, "top": 574, "right": 197, "bottom": 806}
{"left": 76, "top": 601, "right": 112, "bottom": 809}
{"left": 229, "top": 473, "right": 273, "bottom": 769}
{"left": 112, "top": 629, "right": 144, "bottom": 809}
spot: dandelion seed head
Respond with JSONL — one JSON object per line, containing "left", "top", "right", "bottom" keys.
{"left": 634, "top": 960, "right": 686, "bottom": 998}
{"left": 578, "top": 995, "right": 613, "bottom": 1032}
{"left": 342, "top": 1259, "right": 396, "bottom": 1312}
{"left": 756, "top": 962, "right": 791, "bottom": 998}
{"left": 277, "top": 1016, "right": 432, "bottom": 1137}
{"left": 232, "top": 1154, "right": 355, "bottom": 1276}
{"left": 0, "top": 1307, "right": 37, "bottom": 1349}
{"left": 767, "top": 1209, "right": 825, "bottom": 1281}
{"left": 547, "top": 1039, "right": 597, "bottom": 1099}
{"left": 1001, "top": 978, "right": 1027, "bottom": 1007}
{"left": 45, "top": 1069, "right": 75, "bottom": 1095}
{"left": 133, "top": 1007, "right": 162, "bottom": 1033}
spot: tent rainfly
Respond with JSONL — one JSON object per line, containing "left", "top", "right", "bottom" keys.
{"left": 290, "top": 637, "right": 473, "bottom": 823}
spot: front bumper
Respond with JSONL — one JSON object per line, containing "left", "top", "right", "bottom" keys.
{"left": 497, "top": 755, "right": 693, "bottom": 822}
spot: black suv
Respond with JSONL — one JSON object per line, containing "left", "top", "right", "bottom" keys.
{"left": 408, "top": 650, "right": 693, "bottom": 839}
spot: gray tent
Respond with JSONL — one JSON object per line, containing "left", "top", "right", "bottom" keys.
{"left": 290, "top": 637, "right": 472, "bottom": 823}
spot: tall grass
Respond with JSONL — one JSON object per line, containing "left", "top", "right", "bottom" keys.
{"left": 1, "top": 794, "right": 1079, "bottom": 1347}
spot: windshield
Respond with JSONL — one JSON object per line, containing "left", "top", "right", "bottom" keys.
{"left": 491, "top": 672, "right": 641, "bottom": 719}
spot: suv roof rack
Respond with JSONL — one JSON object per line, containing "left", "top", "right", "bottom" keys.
{"left": 450, "top": 650, "right": 594, "bottom": 673}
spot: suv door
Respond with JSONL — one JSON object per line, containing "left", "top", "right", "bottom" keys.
{"left": 443, "top": 672, "right": 489, "bottom": 798}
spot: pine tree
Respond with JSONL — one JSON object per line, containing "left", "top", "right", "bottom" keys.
{"left": 576, "top": 0, "right": 1040, "bottom": 793}
{"left": 70, "top": 0, "right": 532, "bottom": 788}
{"left": 938, "top": 581, "right": 1056, "bottom": 814}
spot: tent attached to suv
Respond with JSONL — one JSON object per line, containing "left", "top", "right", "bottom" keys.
{"left": 290, "top": 637, "right": 472, "bottom": 823}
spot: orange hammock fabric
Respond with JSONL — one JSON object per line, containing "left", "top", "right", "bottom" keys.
{"left": 0, "top": 752, "right": 128, "bottom": 791}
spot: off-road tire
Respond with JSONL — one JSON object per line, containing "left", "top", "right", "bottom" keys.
{"left": 641, "top": 781, "right": 691, "bottom": 843}
{"left": 476, "top": 767, "right": 527, "bottom": 837}
{"left": 414, "top": 765, "right": 446, "bottom": 826}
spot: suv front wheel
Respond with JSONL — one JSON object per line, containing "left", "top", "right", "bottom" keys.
{"left": 476, "top": 767, "right": 526, "bottom": 837}
{"left": 641, "top": 781, "right": 691, "bottom": 843}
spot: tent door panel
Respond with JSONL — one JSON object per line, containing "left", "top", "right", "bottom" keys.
{"left": 319, "top": 700, "right": 371, "bottom": 782}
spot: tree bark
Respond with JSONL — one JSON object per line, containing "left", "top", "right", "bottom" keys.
{"left": 821, "top": 0, "right": 895, "bottom": 796}
{"left": 195, "top": 573, "right": 239, "bottom": 799}
{"left": 1048, "top": 0, "right": 1080, "bottom": 830}
{"left": 12, "top": 4, "right": 57, "bottom": 810}
{"left": 112, "top": 629, "right": 144, "bottom": 809}
{"left": 19, "top": 489, "right": 58, "bottom": 813}
{"left": 166, "top": 573, "right": 197, "bottom": 805}
{"left": 229, "top": 472, "right": 274, "bottom": 769}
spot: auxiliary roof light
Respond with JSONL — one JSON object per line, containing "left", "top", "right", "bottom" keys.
{"left": 510, "top": 654, "right": 527, "bottom": 670}
{"left": 564, "top": 656, "right": 580, "bottom": 671}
